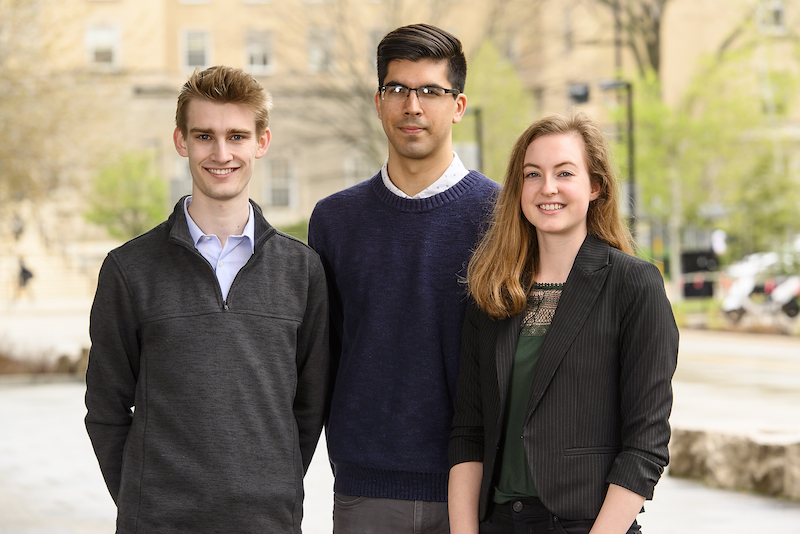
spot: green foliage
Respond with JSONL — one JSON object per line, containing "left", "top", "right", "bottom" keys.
{"left": 612, "top": 37, "right": 800, "bottom": 264}
{"left": 85, "top": 151, "right": 168, "bottom": 240}
{"left": 277, "top": 220, "right": 309, "bottom": 243}
{"left": 454, "top": 41, "right": 535, "bottom": 183}
{"left": 721, "top": 150, "right": 797, "bottom": 259}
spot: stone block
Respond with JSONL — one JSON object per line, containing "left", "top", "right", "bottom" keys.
{"left": 669, "top": 428, "right": 800, "bottom": 500}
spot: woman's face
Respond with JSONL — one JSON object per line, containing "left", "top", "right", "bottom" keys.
{"left": 520, "top": 132, "right": 600, "bottom": 242}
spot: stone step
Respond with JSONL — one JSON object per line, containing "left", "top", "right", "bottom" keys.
{"left": 670, "top": 428, "right": 800, "bottom": 500}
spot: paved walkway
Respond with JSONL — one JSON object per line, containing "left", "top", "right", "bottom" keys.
{"left": 2, "top": 300, "right": 800, "bottom": 533}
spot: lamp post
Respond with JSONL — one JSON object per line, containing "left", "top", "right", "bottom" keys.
{"left": 599, "top": 79, "right": 635, "bottom": 235}
{"left": 467, "top": 107, "right": 483, "bottom": 174}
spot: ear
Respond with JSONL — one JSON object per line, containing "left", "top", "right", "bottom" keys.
{"left": 374, "top": 91, "right": 382, "bottom": 119}
{"left": 255, "top": 128, "right": 272, "bottom": 159}
{"left": 590, "top": 181, "right": 601, "bottom": 201}
{"left": 173, "top": 127, "right": 189, "bottom": 157}
{"left": 451, "top": 93, "right": 467, "bottom": 124}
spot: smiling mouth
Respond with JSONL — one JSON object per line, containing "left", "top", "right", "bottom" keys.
{"left": 539, "top": 203, "right": 565, "bottom": 211}
{"left": 206, "top": 168, "right": 237, "bottom": 176}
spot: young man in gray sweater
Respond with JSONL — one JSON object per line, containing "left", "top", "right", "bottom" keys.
{"left": 85, "top": 65, "right": 329, "bottom": 534}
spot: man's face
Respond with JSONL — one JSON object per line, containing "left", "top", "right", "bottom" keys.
{"left": 173, "top": 99, "right": 270, "bottom": 206}
{"left": 374, "top": 59, "right": 466, "bottom": 165}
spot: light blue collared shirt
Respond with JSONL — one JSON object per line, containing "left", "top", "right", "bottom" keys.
{"left": 183, "top": 196, "right": 255, "bottom": 301}
{"left": 381, "top": 152, "right": 469, "bottom": 199}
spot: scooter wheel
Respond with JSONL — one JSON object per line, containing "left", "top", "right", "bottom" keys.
{"left": 725, "top": 308, "right": 745, "bottom": 323}
{"left": 782, "top": 298, "right": 799, "bottom": 318}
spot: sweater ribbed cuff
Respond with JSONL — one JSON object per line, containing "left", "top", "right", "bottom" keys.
{"left": 332, "top": 462, "right": 448, "bottom": 502}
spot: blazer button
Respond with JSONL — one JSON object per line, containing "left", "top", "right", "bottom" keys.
{"left": 512, "top": 500, "right": 524, "bottom": 512}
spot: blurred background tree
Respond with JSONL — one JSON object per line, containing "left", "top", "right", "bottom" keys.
{"left": 599, "top": 1, "right": 799, "bottom": 286}
{"left": 453, "top": 41, "right": 535, "bottom": 182}
{"left": 593, "top": 0, "right": 672, "bottom": 78}
{"left": 85, "top": 152, "right": 168, "bottom": 241}
{"left": 0, "top": 0, "right": 104, "bottom": 240}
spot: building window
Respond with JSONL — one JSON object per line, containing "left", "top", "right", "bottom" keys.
{"left": 246, "top": 30, "right": 273, "bottom": 74}
{"left": 307, "top": 29, "right": 334, "bottom": 73}
{"left": 183, "top": 30, "right": 210, "bottom": 70}
{"left": 263, "top": 159, "right": 294, "bottom": 207}
{"left": 85, "top": 26, "right": 121, "bottom": 70}
{"left": 758, "top": 0, "right": 786, "bottom": 34}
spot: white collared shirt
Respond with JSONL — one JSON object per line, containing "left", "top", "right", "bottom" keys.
{"left": 381, "top": 152, "right": 469, "bottom": 199}
{"left": 184, "top": 196, "right": 255, "bottom": 301}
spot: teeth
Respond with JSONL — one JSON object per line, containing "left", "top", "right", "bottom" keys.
{"left": 207, "top": 168, "right": 234, "bottom": 175}
{"left": 540, "top": 203, "right": 564, "bottom": 211}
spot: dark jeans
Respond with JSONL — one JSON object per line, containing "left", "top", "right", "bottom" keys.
{"left": 480, "top": 498, "right": 641, "bottom": 534}
{"left": 333, "top": 493, "right": 450, "bottom": 533}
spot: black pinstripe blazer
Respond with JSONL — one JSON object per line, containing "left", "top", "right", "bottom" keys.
{"left": 449, "top": 235, "right": 679, "bottom": 520}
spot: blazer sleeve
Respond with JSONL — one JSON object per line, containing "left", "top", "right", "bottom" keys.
{"left": 84, "top": 254, "right": 140, "bottom": 503}
{"left": 449, "top": 301, "right": 486, "bottom": 467}
{"left": 606, "top": 259, "right": 679, "bottom": 499}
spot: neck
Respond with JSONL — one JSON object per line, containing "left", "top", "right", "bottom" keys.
{"left": 187, "top": 195, "right": 250, "bottom": 247}
{"left": 534, "top": 232, "right": 587, "bottom": 284}
{"left": 386, "top": 147, "right": 453, "bottom": 197}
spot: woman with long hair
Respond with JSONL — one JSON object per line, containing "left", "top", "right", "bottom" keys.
{"left": 448, "top": 112, "right": 678, "bottom": 534}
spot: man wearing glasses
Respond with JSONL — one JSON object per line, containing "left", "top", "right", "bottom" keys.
{"left": 309, "top": 24, "right": 499, "bottom": 533}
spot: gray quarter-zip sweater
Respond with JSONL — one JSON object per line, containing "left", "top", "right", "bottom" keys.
{"left": 85, "top": 197, "right": 329, "bottom": 533}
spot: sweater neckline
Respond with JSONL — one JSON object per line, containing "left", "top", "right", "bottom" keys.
{"left": 369, "top": 171, "right": 484, "bottom": 213}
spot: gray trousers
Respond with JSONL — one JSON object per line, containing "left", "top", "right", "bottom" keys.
{"left": 333, "top": 494, "right": 450, "bottom": 533}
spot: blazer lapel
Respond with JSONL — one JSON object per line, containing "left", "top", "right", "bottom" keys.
{"left": 495, "top": 311, "right": 524, "bottom": 411}
{"left": 525, "top": 235, "right": 611, "bottom": 417}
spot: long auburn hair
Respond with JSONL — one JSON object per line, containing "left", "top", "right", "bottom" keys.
{"left": 467, "top": 112, "right": 634, "bottom": 320}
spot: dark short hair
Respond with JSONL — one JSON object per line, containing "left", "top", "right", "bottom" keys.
{"left": 377, "top": 24, "right": 467, "bottom": 93}
{"left": 175, "top": 65, "right": 272, "bottom": 136}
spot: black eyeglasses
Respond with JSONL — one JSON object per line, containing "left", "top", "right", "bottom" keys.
{"left": 379, "top": 84, "right": 460, "bottom": 103}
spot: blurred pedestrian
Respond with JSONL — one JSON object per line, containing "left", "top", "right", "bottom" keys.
{"left": 13, "top": 258, "right": 34, "bottom": 301}
{"left": 84, "top": 66, "right": 329, "bottom": 534}
{"left": 449, "top": 112, "right": 679, "bottom": 534}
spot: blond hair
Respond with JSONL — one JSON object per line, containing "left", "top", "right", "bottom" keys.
{"left": 176, "top": 66, "right": 272, "bottom": 136}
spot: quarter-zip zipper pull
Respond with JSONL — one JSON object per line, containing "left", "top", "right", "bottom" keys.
{"left": 223, "top": 301, "right": 229, "bottom": 310}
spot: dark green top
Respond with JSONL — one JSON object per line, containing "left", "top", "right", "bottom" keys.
{"left": 493, "top": 283, "right": 563, "bottom": 504}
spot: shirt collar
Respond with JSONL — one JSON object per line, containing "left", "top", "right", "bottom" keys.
{"left": 183, "top": 196, "right": 255, "bottom": 254}
{"left": 381, "top": 152, "right": 469, "bottom": 199}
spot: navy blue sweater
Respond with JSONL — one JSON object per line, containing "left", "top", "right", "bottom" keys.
{"left": 309, "top": 171, "right": 499, "bottom": 501}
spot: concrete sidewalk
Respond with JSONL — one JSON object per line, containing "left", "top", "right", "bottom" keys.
{"left": 2, "top": 380, "right": 800, "bottom": 534}
{"left": 2, "top": 300, "right": 800, "bottom": 532}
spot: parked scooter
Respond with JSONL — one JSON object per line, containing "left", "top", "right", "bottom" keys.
{"left": 721, "top": 275, "right": 756, "bottom": 323}
{"left": 722, "top": 274, "right": 800, "bottom": 323}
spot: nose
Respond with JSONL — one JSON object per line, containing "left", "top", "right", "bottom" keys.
{"left": 403, "top": 90, "right": 423, "bottom": 115}
{"left": 211, "top": 139, "right": 232, "bottom": 162}
{"left": 541, "top": 175, "right": 558, "bottom": 195}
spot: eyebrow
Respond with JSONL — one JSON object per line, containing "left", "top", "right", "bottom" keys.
{"left": 523, "top": 161, "right": 577, "bottom": 170}
{"left": 384, "top": 80, "right": 446, "bottom": 89}
{"left": 189, "top": 128, "right": 253, "bottom": 136}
